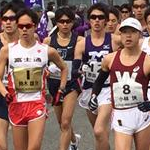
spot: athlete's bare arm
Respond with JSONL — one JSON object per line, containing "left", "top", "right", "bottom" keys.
{"left": 143, "top": 54, "right": 150, "bottom": 77}
{"left": 48, "top": 47, "right": 68, "bottom": 89}
{"left": 101, "top": 51, "right": 117, "bottom": 71}
{"left": 43, "top": 37, "right": 51, "bottom": 45}
{"left": 74, "top": 37, "right": 86, "bottom": 59}
{"left": 0, "top": 46, "right": 9, "bottom": 96}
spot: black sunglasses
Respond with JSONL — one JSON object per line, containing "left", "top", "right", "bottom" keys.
{"left": 121, "top": 10, "right": 129, "bottom": 13}
{"left": 89, "top": 14, "right": 105, "bottom": 20}
{"left": 1, "top": 16, "right": 16, "bottom": 22}
{"left": 18, "top": 23, "right": 34, "bottom": 29}
{"left": 57, "top": 19, "right": 72, "bottom": 24}
{"left": 133, "top": 4, "right": 146, "bottom": 9}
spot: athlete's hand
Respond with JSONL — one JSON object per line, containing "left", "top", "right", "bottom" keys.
{"left": 5, "top": 93, "right": 13, "bottom": 105}
{"left": 138, "top": 101, "right": 150, "bottom": 112}
{"left": 53, "top": 88, "right": 65, "bottom": 106}
{"left": 88, "top": 94, "right": 98, "bottom": 111}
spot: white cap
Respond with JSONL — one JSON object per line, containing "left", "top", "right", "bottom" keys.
{"left": 119, "top": 17, "right": 142, "bottom": 32}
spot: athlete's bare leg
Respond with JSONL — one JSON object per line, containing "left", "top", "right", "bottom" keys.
{"left": 86, "top": 109, "right": 97, "bottom": 127}
{"left": 12, "top": 116, "right": 46, "bottom": 150}
{"left": 54, "top": 90, "right": 78, "bottom": 150}
{"left": 28, "top": 116, "right": 46, "bottom": 150}
{"left": 114, "top": 131, "right": 133, "bottom": 150}
{"left": 134, "top": 125, "right": 150, "bottom": 150}
{"left": 114, "top": 125, "right": 150, "bottom": 150}
{"left": 0, "top": 119, "right": 9, "bottom": 150}
{"left": 12, "top": 126, "right": 28, "bottom": 150}
{"left": 94, "top": 104, "right": 112, "bottom": 150}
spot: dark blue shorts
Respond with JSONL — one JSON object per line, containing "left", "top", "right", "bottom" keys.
{"left": 0, "top": 94, "right": 8, "bottom": 121}
{"left": 47, "top": 78, "right": 82, "bottom": 106}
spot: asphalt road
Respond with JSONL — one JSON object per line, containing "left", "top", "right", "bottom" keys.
{"left": 8, "top": 103, "right": 116, "bottom": 150}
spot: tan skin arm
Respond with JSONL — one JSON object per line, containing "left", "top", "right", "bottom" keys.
{"left": 48, "top": 46, "right": 68, "bottom": 89}
{"left": 74, "top": 37, "right": 86, "bottom": 59}
{"left": 101, "top": 51, "right": 117, "bottom": 72}
{"left": 43, "top": 37, "right": 51, "bottom": 45}
{"left": 0, "top": 46, "right": 9, "bottom": 97}
{"left": 143, "top": 54, "right": 150, "bottom": 77}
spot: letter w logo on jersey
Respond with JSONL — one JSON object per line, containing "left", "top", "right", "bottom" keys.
{"left": 115, "top": 71, "right": 137, "bottom": 82}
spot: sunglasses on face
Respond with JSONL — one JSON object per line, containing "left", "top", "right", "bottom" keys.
{"left": 121, "top": 10, "right": 129, "bottom": 13}
{"left": 133, "top": 4, "right": 146, "bottom": 9}
{"left": 17, "top": 23, "right": 34, "bottom": 29}
{"left": 1, "top": 16, "right": 16, "bottom": 22}
{"left": 57, "top": 19, "right": 72, "bottom": 24}
{"left": 89, "top": 14, "right": 105, "bottom": 20}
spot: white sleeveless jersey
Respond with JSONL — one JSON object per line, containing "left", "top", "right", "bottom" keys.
{"left": 141, "top": 37, "right": 150, "bottom": 55}
{"left": 8, "top": 40, "right": 48, "bottom": 103}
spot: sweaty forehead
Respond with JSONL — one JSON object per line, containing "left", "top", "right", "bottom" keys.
{"left": 59, "top": 15, "right": 70, "bottom": 20}
{"left": 90, "top": 9, "right": 105, "bottom": 15}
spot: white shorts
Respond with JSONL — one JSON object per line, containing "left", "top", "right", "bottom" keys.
{"left": 111, "top": 107, "right": 150, "bottom": 135}
{"left": 78, "top": 87, "right": 111, "bottom": 114}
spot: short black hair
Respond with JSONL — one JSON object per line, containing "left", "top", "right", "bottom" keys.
{"left": 120, "top": 3, "right": 131, "bottom": 12}
{"left": 0, "top": 0, "right": 8, "bottom": 8}
{"left": 0, "top": 2, "right": 18, "bottom": 17}
{"left": 55, "top": 6, "right": 75, "bottom": 22}
{"left": 109, "top": 6, "right": 120, "bottom": 20}
{"left": 16, "top": 8, "right": 39, "bottom": 25}
{"left": 87, "top": 2, "right": 109, "bottom": 21}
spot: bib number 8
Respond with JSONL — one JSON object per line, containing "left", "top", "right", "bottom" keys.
{"left": 123, "top": 84, "right": 131, "bottom": 94}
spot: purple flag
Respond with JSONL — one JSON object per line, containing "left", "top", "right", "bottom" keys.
{"left": 24, "top": 0, "right": 44, "bottom": 9}
{"left": 36, "top": 11, "right": 48, "bottom": 42}
{"left": 91, "top": 0, "right": 98, "bottom": 4}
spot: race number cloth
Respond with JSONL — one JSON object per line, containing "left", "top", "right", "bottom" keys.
{"left": 13, "top": 67, "right": 42, "bottom": 93}
{"left": 49, "top": 61, "right": 72, "bottom": 81}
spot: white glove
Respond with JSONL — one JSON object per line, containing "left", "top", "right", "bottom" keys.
{"left": 48, "top": 64, "right": 61, "bottom": 73}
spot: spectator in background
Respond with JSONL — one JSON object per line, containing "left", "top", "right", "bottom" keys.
{"left": 106, "top": 6, "right": 120, "bottom": 33}
{"left": 0, "top": 0, "right": 8, "bottom": 9}
{"left": 73, "top": 4, "right": 90, "bottom": 36}
{"left": 120, "top": 3, "right": 132, "bottom": 21}
{"left": 132, "top": 0, "right": 149, "bottom": 37}
{"left": 144, "top": 7, "right": 150, "bottom": 36}
{"left": 46, "top": 1, "right": 55, "bottom": 35}
{"left": 113, "top": 5, "right": 121, "bottom": 12}
{"left": 32, "top": 4, "right": 49, "bottom": 42}
{"left": 31, "top": 3, "right": 43, "bottom": 20}
{"left": 11, "top": 0, "right": 26, "bottom": 9}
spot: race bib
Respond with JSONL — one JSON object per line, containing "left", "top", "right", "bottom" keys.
{"left": 113, "top": 81, "right": 144, "bottom": 109}
{"left": 50, "top": 61, "right": 72, "bottom": 81}
{"left": 2, "top": 66, "right": 8, "bottom": 86}
{"left": 13, "top": 67, "right": 43, "bottom": 93}
{"left": 85, "top": 61, "right": 101, "bottom": 83}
